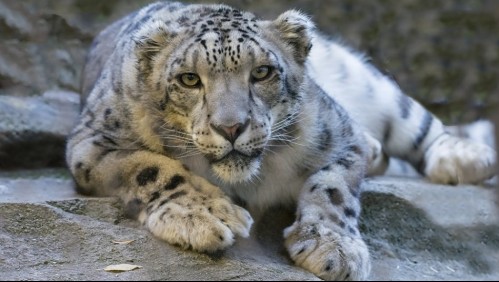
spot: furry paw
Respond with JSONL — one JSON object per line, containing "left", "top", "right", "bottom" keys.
{"left": 364, "top": 133, "right": 389, "bottom": 176}
{"left": 424, "top": 134, "right": 497, "bottom": 184}
{"left": 284, "top": 222, "right": 371, "bottom": 281}
{"left": 143, "top": 182, "right": 253, "bottom": 252}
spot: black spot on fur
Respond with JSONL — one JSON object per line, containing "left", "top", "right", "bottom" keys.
{"left": 383, "top": 119, "right": 392, "bottom": 144}
{"left": 341, "top": 124, "right": 354, "bottom": 138}
{"left": 84, "top": 168, "right": 91, "bottom": 182}
{"left": 158, "top": 198, "right": 170, "bottom": 208}
{"left": 344, "top": 207, "right": 356, "bottom": 217}
{"left": 160, "top": 93, "right": 169, "bottom": 111}
{"left": 310, "top": 184, "right": 319, "bottom": 192}
{"left": 295, "top": 247, "right": 305, "bottom": 256}
{"left": 336, "top": 157, "right": 353, "bottom": 169}
{"left": 145, "top": 203, "right": 155, "bottom": 215}
{"left": 164, "top": 174, "right": 185, "bottom": 190}
{"left": 413, "top": 111, "right": 433, "bottom": 150}
{"left": 284, "top": 76, "right": 299, "bottom": 98}
{"left": 136, "top": 166, "right": 159, "bottom": 186}
{"left": 346, "top": 145, "right": 362, "bottom": 155}
{"left": 130, "top": 15, "right": 151, "bottom": 34}
{"left": 92, "top": 140, "right": 105, "bottom": 147}
{"left": 325, "top": 261, "right": 333, "bottom": 271}
{"left": 318, "top": 125, "right": 332, "bottom": 151}
{"left": 104, "top": 108, "right": 112, "bottom": 119}
{"left": 148, "top": 191, "right": 161, "bottom": 204}
{"left": 348, "top": 226, "right": 357, "bottom": 235}
{"left": 102, "top": 135, "right": 118, "bottom": 146}
{"left": 399, "top": 94, "right": 413, "bottom": 119}
{"left": 310, "top": 225, "right": 318, "bottom": 235}
{"left": 124, "top": 198, "right": 144, "bottom": 219}
{"left": 321, "top": 165, "right": 330, "bottom": 171}
{"left": 169, "top": 190, "right": 187, "bottom": 200}
{"left": 325, "top": 188, "right": 344, "bottom": 205}
{"left": 328, "top": 213, "right": 339, "bottom": 224}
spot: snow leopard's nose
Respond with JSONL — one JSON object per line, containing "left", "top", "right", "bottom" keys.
{"left": 210, "top": 119, "right": 250, "bottom": 144}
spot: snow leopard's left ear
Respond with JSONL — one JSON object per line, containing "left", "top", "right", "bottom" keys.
{"left": 270, "top": 10, "right": 315, "bottom": 64}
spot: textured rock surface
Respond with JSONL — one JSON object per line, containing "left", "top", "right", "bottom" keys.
{"left": 1, "top": 171, "right": 498, "bottom": 280}
{"left": 0, "top": 90, "right": 79, "bottom": 169}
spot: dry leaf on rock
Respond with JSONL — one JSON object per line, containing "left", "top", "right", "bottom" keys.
{"left": 111, "top": 240, "right": 135, "bottom": 245}
{"left": 104, "top": 264, "right": 142, "bottom": 272}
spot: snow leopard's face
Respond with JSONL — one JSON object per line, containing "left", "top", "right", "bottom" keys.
{"left": 134, "top": 5, "right": 313, "bottom": 183}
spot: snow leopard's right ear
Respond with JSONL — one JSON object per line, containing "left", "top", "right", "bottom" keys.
{"left": 132, "top": 21, "right": 178, "bottom": 82}
{"left": 134, "top": 21, "right": 174, "bottom": 61}
{"left": 270, "top": 10, "right": 315, "bottom": 64}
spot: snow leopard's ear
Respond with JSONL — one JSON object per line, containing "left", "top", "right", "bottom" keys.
{"left": 134, "top": 21, "right": 173, "bottom": 61}
{"left": 132, "top": 21, "right": 177, "bottom": 82}
{"left": 271, "top": 10, "right": 315, "bottom": 64}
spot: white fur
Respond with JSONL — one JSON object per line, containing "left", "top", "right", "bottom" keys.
{"left": 307, "top": 35, "right": 496, "bottom": 184}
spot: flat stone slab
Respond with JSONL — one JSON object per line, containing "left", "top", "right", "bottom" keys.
{"left": 0, "top": 170, "right": 498, "bottom": 280}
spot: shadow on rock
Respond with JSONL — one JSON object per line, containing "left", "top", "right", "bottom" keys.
{"left": 360, "top": 191, "right": 499, "bottom": 274}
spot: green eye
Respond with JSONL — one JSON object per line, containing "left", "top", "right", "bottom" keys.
{"left": 178, "top": 73, "right": 201, "bottom": 88}
{"left": 251, "top": 66, "right": 273, "bottom": 82}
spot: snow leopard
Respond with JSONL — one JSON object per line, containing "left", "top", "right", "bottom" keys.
{"left": 66, "top": 1, "right": 496, "bottom": 280}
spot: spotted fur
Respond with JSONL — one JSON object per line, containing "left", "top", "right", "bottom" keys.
{"left": 67, "top": 1, "right": 496, "bottom": 280}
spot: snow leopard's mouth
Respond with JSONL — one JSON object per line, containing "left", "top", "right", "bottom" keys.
{"left": 209, "top": 149, "right": 262, "bottom": 164}
{"left": 208, "top": 149, "right": 264, "bottom": 183}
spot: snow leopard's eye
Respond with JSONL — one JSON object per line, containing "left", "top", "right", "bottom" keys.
{"left": 178, "top": 73, "right": 202, "bottom": 88}
{"left": 251, "top": 66, "right": 273, "bottom": 82}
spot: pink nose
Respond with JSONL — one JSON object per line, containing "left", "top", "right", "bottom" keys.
{"left": 210, "top": 120, "right": 249, "bottom": 143}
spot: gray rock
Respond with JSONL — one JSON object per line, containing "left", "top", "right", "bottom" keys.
{"left": 1, "top": 171, "right": 497, "bottom": 280}
{"left": 0, "top": 91, "right": 80, "bottom": 169}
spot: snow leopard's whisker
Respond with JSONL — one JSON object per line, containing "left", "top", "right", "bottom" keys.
{"left": 271, "top": 115, "right": 305, "bottom": 134}
{"left": 176, "top": 149, "right": 203, "bottom": 159}
{"left": 161, "top": 143, "right": 198, "bottom": 150}
{"left": 248, "top": 172, "right": 262, "bottom": 184}
{"left": 159, "top": 134, "right": 194, "bottom": 143}
{"left": 269, "top": 134, "right": 307, "bottom": 146}
{"left": 159, "top": 126, "right": 193, "bottom": 138}
{"left": 272, "top": 112, "right": 302, "bottom": 130}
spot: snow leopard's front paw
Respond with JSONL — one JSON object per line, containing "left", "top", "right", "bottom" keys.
{"left": 143, "top": 182, "right": 253, "bottom": 253}
{"left": 284, "top": 222, "right": 371, "bottom": 281}
{"left": 424, "top": 134, "right": 497, "bottom": 184}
